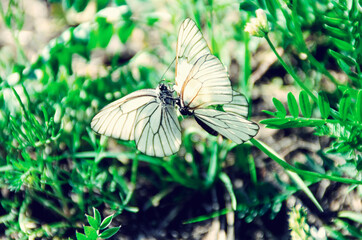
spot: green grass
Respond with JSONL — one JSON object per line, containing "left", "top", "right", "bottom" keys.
{"left": 0, "top": 0, "right": 361, "bottom": 239}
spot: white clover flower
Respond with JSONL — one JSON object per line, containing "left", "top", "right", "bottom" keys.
{"left": 244, "top": 9, "right": 269, "bottom": 38}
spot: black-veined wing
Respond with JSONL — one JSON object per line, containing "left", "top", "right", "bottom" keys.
{"left": 189, "top": 91, "right": 259, "bottom": 144}
{"left": 91, "top": 89, "right": 157, "bottom": 140}
{"left": 222, "top": 91, "right": 249, "bottom": 117}
{"left": 175, "top": 18, "right": 211, "bottom": 93}
{"left": 91, "top": 85, "right": 181, "bottom": 157}
{"left": 179, "top": 54, "right": 233, "bottom": 110}
{"left": 134, "top": 102, "right": 181, "bottom": 157}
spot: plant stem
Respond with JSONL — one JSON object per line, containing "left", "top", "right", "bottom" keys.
{"left": 265, "top": 34, "right": 318, "bottom": 102}
{"left": 251, "top": 138, "right": 362, "bottom": 185}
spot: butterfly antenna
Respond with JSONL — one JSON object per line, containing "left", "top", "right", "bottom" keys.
{"left": 160, "top": 57, "right": 176, "bottom": 85}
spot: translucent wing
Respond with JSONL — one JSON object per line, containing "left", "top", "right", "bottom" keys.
{"left": 180, "top": 54, "right": 233, "bottom": 109}
{"left": 222, "top": 91, "right": 249, "bottom": 117}
{"left": 134, "top": 103, "right": 181, "bottom": 157}
{"left": 193, "top": 108, "right": 259, "bottom": 144}
{"left": 192, "top": 91, "right": 259, "bottom": 144}
{"left": 91, "top": 89, "right": 157, "bottom": 141}
{"left": 175, "top": 18, "right": 211, "bottom": 93}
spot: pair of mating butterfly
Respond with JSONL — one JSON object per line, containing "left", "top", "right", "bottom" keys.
{"left": 91, "top": 18, "right": 259, "bottom": 157}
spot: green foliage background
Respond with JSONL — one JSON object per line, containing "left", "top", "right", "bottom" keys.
{"left": 0, "top": 0, "right": 361, "bottom": 239}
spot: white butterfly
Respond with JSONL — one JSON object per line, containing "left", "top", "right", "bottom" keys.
{"left": 91, "top": 18, "right": 259, "bottom": 157}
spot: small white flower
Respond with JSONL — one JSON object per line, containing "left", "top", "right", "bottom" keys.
{"left": 244, "top": 9, "right": 269, "bottom": 38}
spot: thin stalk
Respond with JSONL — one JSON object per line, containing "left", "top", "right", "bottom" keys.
{"left": 251, "top": 138, "right": 362, "bottom": 185}
{"left": 248, "top": 155, "right": 257, "bottom": 184}
{"left": 265, "top": 34, "right": 318, "bottom": 102}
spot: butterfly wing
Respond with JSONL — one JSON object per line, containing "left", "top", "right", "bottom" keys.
{"left": 91, "top": 88, "right": 181, "bottom": 157}
{"left": 222, "top": 91, "right": 249, "bottom": 117}
{"left": 91, "top": 89, "right": 157, "bottom": 141}
{"left": 194, "top": 109, "right": 259, "bottom": 144}
{"left": 180, "top": 54, "right": 233, "bottom": 109}
{"left": 175, "top": 18, "right": 211, "bottom": 93}
{"left": 134, "top": 102, "right": 181, "bottom": 157}
{"left": 193, "top": 91, "right": 259, "bottom": 144}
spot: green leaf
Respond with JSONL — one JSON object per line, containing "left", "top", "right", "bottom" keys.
{"left": 96, "top": 0, "right": 110, "bottom": 10}
{"left": 323, "top": 24, "right": 350, "bottom": 40}
{"left": 322, "top": 16, "right": 348, "bottom": 26}
{"left": 339, "top": 91, "right": 351, "bottom": 121}
{"left": 100, "top": 214, "right": 114, "bottom": 230}
{"left": 73, "top": 0, "right": 89, "bottom": 12}
{"left": 76, "top": 232, "right": 88, "bottom": 240}
{"left": 219, "top": 173, "right": 237, "bottom": 211}
{"left": 86, "top": 215, "right": 99, "bottom": 230}
{"left": 318, "top": 92, "right": 330, "bottom": 119}
{"left": 338, "top": 211, "right": 362, "bottom": 224}
{"left": 261, "top": 117, "right": 325, "bottom": 129}
{"left": 356, "top": 90, "right": 362, "bottom": 123}
{"left": 329, "top": 37, "right": 354, "bottom": 51}
{"left": 99, "top": 227, "right": 120, "bottom": 239}
{"left": 299, "top": 91, "right": 311, "bottom": 118}
{"left": 96, "top": 17, "right": 113, "bottom": 48}
{"left": 239, "top": 0, "right": 258, "bottom": 12}
{"left": 328, "top": 49, "right": 357, "bottom": 67}
{"left": 262, "top": 110, "right": 278, "bottom": 117}
{"left": 272, "top": 98, "right": 286, "bottom": 118}
{"left": 260, "top": 118, "right": 290, "bottom": 127}
{"left": 118, "top": 20, "right": 135, "bottom": 44}
{"left": 84, "top": 226, "right": 98, "bottom": 240}
{"left": 93, "top": 207, "right": 101, "bottom": 227}
{"left": 287, "top": 92, "right": 299, "bottom": 118}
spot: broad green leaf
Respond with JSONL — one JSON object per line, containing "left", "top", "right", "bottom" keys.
{"left": 84, "top": 226, "right": 98, "bottom": 240}
{"left": 299, "top": 91, "right": 311, "bottom": 118}
{"left": 339, "top": 91, "right": 351, "bottom": 121}
{"left": 99, "top": 227, "right": 120, "bottom": 239}
{"left": 100, "top": 214, "right": 114, "bottom": 230}
{"left": 287, "top": 92, "right": 299, "bottom": 118}
{"left": 272, "top": 98, "right": 286, "bottom": 118}
{"left": 86, "top": 215, "right": 99, "bottom": 230}
{"left": 318, "top": 92, "right": 330, "bottom": 119}
{"left": 93, "top": 208, "right": 101, "bottom": 226}
{"left": 356, "top": 90, "right": 362, "bottom": 123}
{"left": 76, "top": 232, "right": 87, "bottom": 240}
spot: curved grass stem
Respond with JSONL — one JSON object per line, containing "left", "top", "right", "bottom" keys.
{"left": 264, "top": 34, "right": 318, "bottom": 103}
